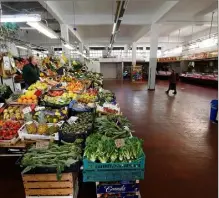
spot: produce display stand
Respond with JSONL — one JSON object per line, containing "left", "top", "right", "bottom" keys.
{"left": 131, "top": 66, "right": 143, "bottom": 82}
{"left": 0, "top": 60, "right": 145, "bottom": 198}
{"left": 180, "top": 75, "right": 218, "bottom": 88}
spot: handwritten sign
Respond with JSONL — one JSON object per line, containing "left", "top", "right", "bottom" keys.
{"left": 115, "top": 139, "right": 125, "bottom": 148}
{"left": 22, "top": 106, "right": 32, "bottom": 114}
{"left": 36, "top": 141, "right": 49, "bottom": 149}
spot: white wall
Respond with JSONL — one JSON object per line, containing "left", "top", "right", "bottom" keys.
{"left": 100, "top": 63, "right": 117, "bottom": 79}
{"left": 87, "top": 61, "right": 100, "bottom": 73}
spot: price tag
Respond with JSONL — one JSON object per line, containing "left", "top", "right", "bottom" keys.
{"left": 115, "top": 139, "right": 125, "bottom": 148}
{"left": 10, "top": 58, "right": 15, "bottom": 68}
{"left": 22, "top": 106, "right": 32, "bottom": 114}
{"left": 3, "top": 56, "right": 11, "bottom": 70}
{"left": 62, "top": 82, "right": 67, "bottom": 87}
{"left": 67, "top": 116, "right": 78, "bottom": 125}
{"left": 35, "top": 106, "right": 45, "bottom": 112}
{"left": 36, "top": 141, "right": 49, "bottom": 149}
{"left": 0, "top": 103, "right": 4, "bottom": 108}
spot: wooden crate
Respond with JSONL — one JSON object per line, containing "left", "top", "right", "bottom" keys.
{"left": 22, "top": 173, "right": 76, "bottom": 197}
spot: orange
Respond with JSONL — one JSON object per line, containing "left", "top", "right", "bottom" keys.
{"left": 22, "top": 99, "right": 27, "bottom": 104}
{"left": 31, "top": 95, "right": 37, "bottom": 100}
{"left": 27, "top": 99, "right": 33, "bottom": 104}
{"left": 20, "top": 95, "right": 26, "bottom": 100}
{"left": 18, "top": 98, "right": 22, "bottom": 103}
{"left": 33, "top": 99, "right": 38, "bottom": 104}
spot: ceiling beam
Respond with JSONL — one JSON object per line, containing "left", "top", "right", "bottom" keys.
{"left": 195, "top": 2, "right": 218, "bottom": 16}
{"left": 39, "top": 1, "right": 83, "bottom": 44}
{"left": 132, "top": 1, "right": 179, "bottom": 42}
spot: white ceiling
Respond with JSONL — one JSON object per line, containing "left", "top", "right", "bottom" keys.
{"left": 2, "top": 0, "right": 217, "bottom": 51}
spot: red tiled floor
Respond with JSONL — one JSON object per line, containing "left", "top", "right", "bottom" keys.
{"left": 0, "top": 80, "right": 218, "bottom": 198}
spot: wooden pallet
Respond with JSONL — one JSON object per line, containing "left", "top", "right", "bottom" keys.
{"left": 22, "top": 173, "right": 76, "bottom": 197}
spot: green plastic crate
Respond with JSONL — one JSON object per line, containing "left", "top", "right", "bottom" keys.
{"left": 83, "top": 153, "right": 146, "bottom": 171}
{"left": 83, "top": 169, "right": 145, "bottom": 182}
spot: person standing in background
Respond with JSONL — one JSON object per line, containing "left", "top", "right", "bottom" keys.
{"left": 22, "top": 56, "right": 40, "bottom": 88}
{"left": 166, "top": 69, "right": 177, "bottom": 95}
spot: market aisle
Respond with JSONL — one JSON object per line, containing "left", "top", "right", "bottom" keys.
{"left": 103, "top": 80, "right": 218, "bottom": 198}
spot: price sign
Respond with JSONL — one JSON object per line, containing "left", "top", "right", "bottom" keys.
{"left": 61, "top": 82, "right": 67, "bottom": 87}
{"left": 115, "top": 139, "right": 125, "bottom": 148}
{"left": 67, "top": 116, "right": 78, "bottom": 125}
{"left": 36, "top": 141, "right": 49, "bottom": 149}
{"left": 10, "top": 58, "right": 15, "bottom": 68}
{"left": 22, "top": 106, "right": 32, "bottom": 114}
{"left": 3, "top": 56, "right": 11, "bottom": 70}
{"left": 35, "top": 106, "right": 46, "bottom": 112}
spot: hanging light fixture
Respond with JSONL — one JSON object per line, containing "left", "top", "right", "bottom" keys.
{"left": 27, "top": 21, "right": 58, "bottom": 39}
{"left": 0, "top": 14, "right": 41, "bottom": 23}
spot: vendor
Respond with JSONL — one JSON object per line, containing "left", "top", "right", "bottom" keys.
{"left": 22, "top": 56, "right": 40, "bottom": 88}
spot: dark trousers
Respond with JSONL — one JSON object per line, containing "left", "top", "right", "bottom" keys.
{"left": 167, "top": 83, "right": 177, "bottom": 93}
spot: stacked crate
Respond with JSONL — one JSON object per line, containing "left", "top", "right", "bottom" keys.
{"left": 22, "top": 173, "right": 78, "bottom": 198}
{"left": 96, "top": 181, "right": 140, "bottom": 198}
{"left": 83, "top": 153, "right": 145, "bottom": 197}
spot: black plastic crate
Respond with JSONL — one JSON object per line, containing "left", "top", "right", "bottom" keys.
{"left": 16, "top": 156, "right": 81, "bottom": 174}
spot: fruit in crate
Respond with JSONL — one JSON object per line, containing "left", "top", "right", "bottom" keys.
{"left": 37, "top": 111, "right": 48, "bottom": 135}
{"left": 28, "top": 81, "right": 48, "bottom": 91}
{"left": 25, "top": 113, "right": 37, "bottom": 134}
{"left": 78, "top": 93, "right": 96, "bottom": 104}
{"left": 48, "top": 90, "right": 64, "bottom": 97}
{"left": 18, "top": 91, "right": 38, "bottom": 104}
{"left": 62, "top": 92, "right": 77, "bottom": 100}
{"left": 0, "top": 121, "right": 21, "bottom": 140}
{"left": 3, "top": 105, "right": 24, "bottom": 120}
{"left": 66, "top": 81, "right": 84, "bottom": 92}
{"left": 43, "top": 95, "right": 71, "bottom": 105}
{"left": 33, "top": 108, "right": 68, "bottom": 123}
{"left": 61, "top": 75, "right": 73, "bottom": 82}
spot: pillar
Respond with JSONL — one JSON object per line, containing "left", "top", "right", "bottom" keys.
{"left": 79, "top": 43, "right": 84, "bottom": 63}
{"left": 124, "top": 45, "right": 128, "bottom": 58}
{"left": 61, "top": 24, "right": 71, "bottom": 67}
{"left": 148, "top": 24, "right": 159, "bottom": 90}
{"left": 132, "top": 42, "right": 136, "bottom": 66}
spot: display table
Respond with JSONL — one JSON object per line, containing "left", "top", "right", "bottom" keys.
{"left": 180, "top": 76, "right": 218, "bottom": 88}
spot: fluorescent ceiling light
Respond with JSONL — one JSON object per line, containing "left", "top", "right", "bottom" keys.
{"left": 0, "top": 14, "right": 41, "bottom": 23}
{"left": 64, "top": 43, "right": 74, "bottom": 50}
{"left": 27, "top": 22, "right": 58, "bottom": 39}
{"left": 16, "top": 45, "right": 28, "bottom": 50}
{"left": 112, "top": 23, "right": 116, "bottom": 34}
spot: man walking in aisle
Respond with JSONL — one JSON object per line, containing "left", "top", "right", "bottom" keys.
{"left": 166, "top": 69, "right": 177, "bottom": 95}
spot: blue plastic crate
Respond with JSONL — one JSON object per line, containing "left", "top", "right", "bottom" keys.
{"left": 96, "top": 181, "right": 139, "bottom": 194}
{"left": 83, "top": 153, "right": 145, "bottom": 171}
{"left": 83, "top": 169, "right": 144, "bottom": 182}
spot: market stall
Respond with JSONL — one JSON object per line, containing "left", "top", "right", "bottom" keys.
{"left": 0, "top": 63, "right": 145, "bottom": 198}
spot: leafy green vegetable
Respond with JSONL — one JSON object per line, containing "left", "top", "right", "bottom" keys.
{"left": 94, "top": 116, "right": 131, "bottom": 139}
{"left": 21, "top": 140, "right": 82, "bottom": 180}
{"left": 84, "top": 134, "right": 143, "bottom": 163}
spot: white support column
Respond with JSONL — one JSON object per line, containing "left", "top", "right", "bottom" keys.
{"left": 132, "top": 42, "right": 136, "bottom": 66}
{"left": 61, "top": 24, "right": 71, "bottom": 66}
{"left": 79, "top": 43, "right": 84, "bottom": 63}
{"left": 124, "top": 45, "right": 128, "bottom": 58}
{"left": 148, "top": 24, "right": 159, "bottom": 90}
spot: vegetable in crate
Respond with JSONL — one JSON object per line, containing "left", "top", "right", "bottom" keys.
{"left": 94, "top": 116, "right": 131, "bottom": 139}
{"left": 61, "top": 112, "right": 93, "bottom": 134}
{"left": 84, "top": 134, "right": 143, "bottom": 163}
{"left": 21, "top": 140, "right": 83, "bottom": 180}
